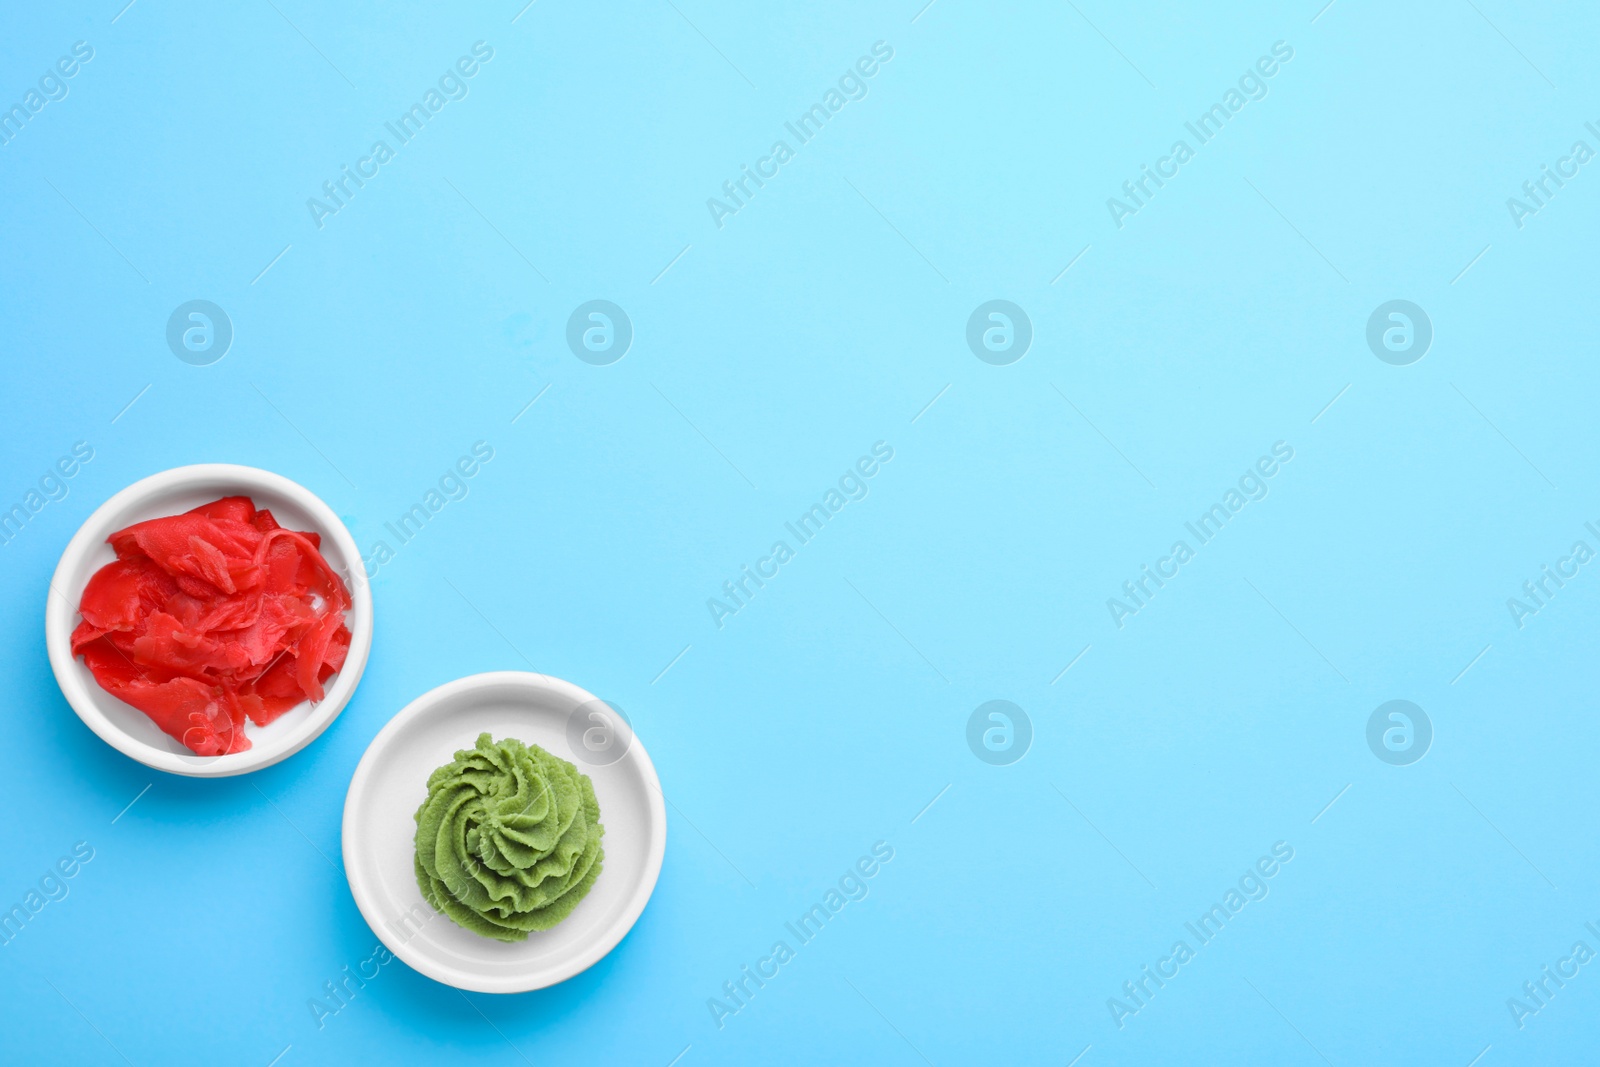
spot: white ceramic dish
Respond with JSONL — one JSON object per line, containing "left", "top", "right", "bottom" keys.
{"left": 342, "top": 671, "right": 666, "bottom": 993}
{"left": 45, "top": 464, "right": 373, "bottom": 777}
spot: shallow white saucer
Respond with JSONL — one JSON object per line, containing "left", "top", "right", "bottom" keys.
{"left": 341, "top": 671, "right": 666, "bottom": 993}
{"left": 44, "top": 464, "right": 373, "bottom": 777}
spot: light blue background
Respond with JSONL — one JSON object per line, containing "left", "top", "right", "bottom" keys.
{"left": 3, "top": 1, "right": 1598, "bottom": 1064}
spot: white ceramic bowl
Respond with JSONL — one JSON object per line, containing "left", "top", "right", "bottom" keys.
{"left": 45, "top": 464, "right": 373, "bottom": 777}
{"left": 342, "top": 671, "right": 667, "bottom": 993}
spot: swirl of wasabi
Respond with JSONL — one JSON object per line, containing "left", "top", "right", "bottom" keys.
{"left": 413, "top": 733, "right": 605, "bottom": 941}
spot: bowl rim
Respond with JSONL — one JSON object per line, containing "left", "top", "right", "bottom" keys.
{"left": 340, "top": 670, "right": 668, "bottom": 993}
{"left": 44, "top": 463, "right": 373, "bottom": 778}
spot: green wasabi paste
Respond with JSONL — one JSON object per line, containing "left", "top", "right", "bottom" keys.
{"left": 413, "top": 733, "right": 605, "bottom": 941}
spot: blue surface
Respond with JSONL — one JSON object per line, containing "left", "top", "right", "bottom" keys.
{"left": 2, "top": 1, "right": 1598, "bottom": 1064}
